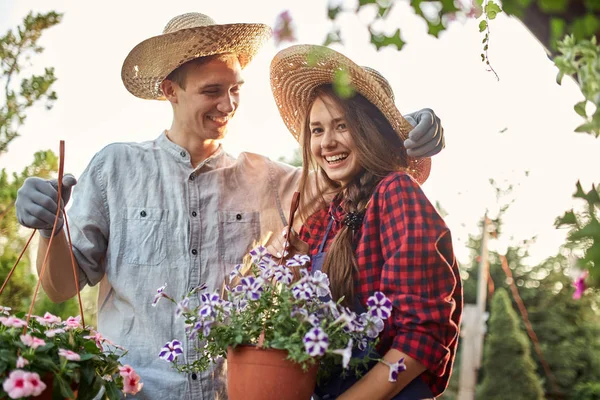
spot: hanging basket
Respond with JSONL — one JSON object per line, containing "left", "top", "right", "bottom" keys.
{"left": 227, "top": 345, "right": 318, "bottom": 400}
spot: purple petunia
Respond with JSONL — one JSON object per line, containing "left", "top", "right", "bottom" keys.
{"left": 159, "top": 340, "right": 184, "bottom": 362}
{"left": 286, "top": 254, "right": 311, "bottom": 268}
{"left": 387, "top": 357, "right": 407, "bottom": 382}
{"left": 303, "top": 327, "right": 329, "bottom": 357}
{"left": 152, "top": 283, "right": 168, "bottom": 307}
{"left": 240, "top": 276, "right": 264, "bottom": 301}
{"left": 366, "top": 291, "right": 393, "bottom": 320}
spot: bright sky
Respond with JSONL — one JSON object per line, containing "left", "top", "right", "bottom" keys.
{"left": 1, "top": 0, "right": 597, "bottom": 266}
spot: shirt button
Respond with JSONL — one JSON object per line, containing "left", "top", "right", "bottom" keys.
{"left": 191, "top": 211, "right": 197, "bottom": 217}
{"left": 180, "top": 151, "right": 186, "bottom": 157}
{"left": 189, "top": 175, "right": 195, "bottom": 181}
{"left": 191, "top": 249, "right": 198, "bottom": 255}
{"left": 191, "top": 373, "right": 197, "bottom": 380}
{"left": 140, "top": 210, "right": 147, "bottom": 217}
{"left": 236, "top": 213, "right": 242, "bottom": 220}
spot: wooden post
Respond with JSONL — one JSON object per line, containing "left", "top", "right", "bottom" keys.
{"left": 457, "top": 216, "right": 489, "bottom": 400}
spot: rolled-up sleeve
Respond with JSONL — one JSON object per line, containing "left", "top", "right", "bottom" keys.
{"left": 374, "top": 173, "right": 460, "bottom": 377}
{"left": 67, "top": 153, "right": 110, "bottom": 287}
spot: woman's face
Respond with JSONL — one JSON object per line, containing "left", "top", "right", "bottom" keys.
{"left": 308, "top": 97, "right": 363, "bottom": 186}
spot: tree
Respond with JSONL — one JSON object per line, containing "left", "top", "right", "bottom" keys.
{"left": 0, "top": 11, "right": 62, "bottom": 310}
{"left": 478, "top": 288, "right": 545, "bottom": 400}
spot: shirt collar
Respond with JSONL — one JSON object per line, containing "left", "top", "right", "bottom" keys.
{"left": 155, "top": 131, "right": 227, "bottom": 171}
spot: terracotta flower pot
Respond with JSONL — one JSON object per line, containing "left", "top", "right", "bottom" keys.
{"left": 227, "top": 346, "right": 318, "bottom": 400}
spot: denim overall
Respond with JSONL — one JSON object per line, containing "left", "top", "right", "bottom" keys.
{"left": 311, "top": 218, "right": 435, "bottom": 400}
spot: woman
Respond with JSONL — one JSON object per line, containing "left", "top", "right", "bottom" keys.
{"left": 270, "top": 45, "right": 462, "bottom": 400}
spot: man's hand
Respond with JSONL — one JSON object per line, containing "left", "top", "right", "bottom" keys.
{"left": 403, "top": 108, "right": 445, "bottom": 158}
{"left": 15, "top": 174, "right": 77, "bottom": 238}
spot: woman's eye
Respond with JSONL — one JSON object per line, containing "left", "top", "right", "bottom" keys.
{"left": 311, "top": 128, "right": 323, "bottom": 135}
{"left": 337, "top": 123, "right": 347, "bottom": 130}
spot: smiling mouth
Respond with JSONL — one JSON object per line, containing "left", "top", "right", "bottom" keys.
{"left": 325, "top": 153, "right": 348, "bottom": 164}
{"left": 207, "top": 115, "right": 231, "bottom": 126}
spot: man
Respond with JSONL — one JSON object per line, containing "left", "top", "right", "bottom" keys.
{"left": 15, "top": 13, "right": 445, "bottom": 400}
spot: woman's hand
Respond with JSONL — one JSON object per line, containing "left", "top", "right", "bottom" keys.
{"left": 266, "top": 226, "right": 309, "bottom": 261}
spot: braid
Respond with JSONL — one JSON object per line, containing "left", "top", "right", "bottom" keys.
{"left": 323, "top": 170, "right": 383, "bottom": 307}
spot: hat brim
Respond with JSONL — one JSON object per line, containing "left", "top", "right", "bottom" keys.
{"left": 270, "top": 44, "right": 430, "bottom": 184}
{"left": 122, "top": 23, "right": 272, "bottom": 100}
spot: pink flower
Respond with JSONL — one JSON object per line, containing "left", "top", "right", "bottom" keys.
{"left": 64, "top": 316, "right": 82, "bottom": 330}
{"left": 24, "top": 372, "right": 46, "bottom": 396}
{"left": 20, "top": 334, "right": 46, "bottom": 349}
{"left": 35, "top": 312, "right": 61, "bottom": 326}
{"left": 573, "top": 270, "right": 589, "bottom": 300}
{"left": 84, "top": 330, "right": 113, "bottom": 350}
{"left": 1, "top": 316, "right": 27, "bottom": 328}
{"left": 0, "top": 305, "right": 11, "bottom": 315}
{"left": 122, "top": 371, "right": 143, "bottom": 395}
{"left": 119, "top": 364, "right": 135, "bottom": 378}
{"left": 273, "top": 10, "right": 296, "bottom": 47}
{"left": 2, "top": 370, "right": 33, "bottom": 398}
{"left": 58, "top": 348, "right": 81, "bottom": 361}
{"left": 45, "top": 328, "right": 66, "bottom": 338}
{"left": 16, "top": 356, "right": 28, "bottom": 368}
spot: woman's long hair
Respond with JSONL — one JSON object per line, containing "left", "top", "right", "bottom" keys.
{"left": 298, "top": 85, "right": 409, "bottom": 306}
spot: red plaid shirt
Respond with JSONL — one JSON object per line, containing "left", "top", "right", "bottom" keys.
{"left": 299, "top": 172, "right": 462, "bottom": 396}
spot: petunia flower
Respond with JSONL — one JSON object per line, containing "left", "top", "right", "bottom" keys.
{"left": 35, "top": 312, "right": 61, "bottom": 326}
{"left": 20, "top": 334, "right": 46, "bottom": 349}
{"left": 64, "top": 316, "right": 82, "bottom": 330}
{"left": 2, "top": 369, "right": 34, "bottom": 399}
{"left": 122, "top": 371, "right": 143, "bottom": 395}
{"left": 159, "top": 340, "right": 184, "bottom": 362}
{"left": 249, "top": 245, "right": 269, "bottom": 264}
{"left": 58, "top": 349, "right": 81, "bottom": 361}
{"left": 310, "top": 270, "right": 331, "bottom": 297}
{"left": 385, "top": 357, "right": 407, "bottom": 382}
{"left": 367, "top": 291, "right": 393, "bottom": 320}
{"left": 292, "top": 281, "right": 314, "bottom": 300}
{"left": 332, "top": 339, "right": 353, "bottom": 369}
{"left": 152, "top": 283, "right": 168, "bottom": 307}
{"left": 16, "top": 356, "right": 28, "bottom": 368}
{"left": 175, "top": 297, "right": 191, "bottom": 319}
{"left": 240, "top": 276, "right": 264, "bottom": 300}
{"left": 1, "top": 316, "right": 27, "bottom": 328}
{"left": 273, "top": 265, "right": 294, "bottom": 285}
{"left": 286, "top": 254, "right": 310, "bottom": 268}
{"left": 303, "top": 327, "right": 329, "bottom": 357}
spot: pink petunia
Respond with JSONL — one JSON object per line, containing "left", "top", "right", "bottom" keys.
{"left": 24, "top": 372, "right": 46, "bottom": 397}
{"left": 122, "top": 371, "right": 143, "bottom": 395}
{"left": 58, "top": 348, "right": 81, "bottom": 361}
{"left": 1, "top": 316, "right": 27, "bottom": 328}
{"left": 16, "top": 356, "right": 28, "bottom": 368}
{"left": 20, "top": 334, "right": 46, "bottom": 349}
{"left": 64, "top": 316, "right": 82, "bottom": 330}
{"left": 2, "top": 370, "right": 33, "bottom": 399}
{"left": 118, "top": 364, "right": 135, "bottom": 378}
{"left": 35, "top": 312, "right": 62, "bottom": 326}
{"left": 45, "top": 328, "right": 66, "bottom": 338}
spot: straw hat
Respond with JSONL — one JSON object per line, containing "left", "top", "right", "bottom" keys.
{"left": 270, "top": 44, "right": 430, "bottom": 184}
{"left": 122, "top": 13, "right": 272, "bottom": 100}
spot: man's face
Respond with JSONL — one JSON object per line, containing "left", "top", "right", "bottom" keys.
{"left": 171, "top": 55, "right": 243, "bottom": 141}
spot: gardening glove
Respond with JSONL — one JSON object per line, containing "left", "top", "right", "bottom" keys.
{"left": 15, "top": 174, "right": 77, "bottom": 238}
{"left": 403, "top": 108, "right": 445, "bottom": 158}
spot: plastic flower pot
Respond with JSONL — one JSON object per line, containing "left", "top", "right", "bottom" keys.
{"left": 227, "top": 346, "right": 318, "bottom": 400}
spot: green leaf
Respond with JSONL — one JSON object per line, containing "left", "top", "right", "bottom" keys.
{"left": 575, "top": 122, "right": 595, "bottom": 133}
{"left": 569, "top": 219, "right": 600, "bottom": 241}
{"left": 555, "top": 210, "right": 577, "bottom": 228}
{"left": 479, "top": 20, "right": 488, "bottom": 32}
{"left": 104, "top": 381, "right": 122, "bottom": 400}
{"left": 370, "top": 29, "right": 405, "bottom": 50}
{"left": 327, "top": 5, "right": 342, "bottom": 20}
{"left": 574, "top": 100, "right": 588, "bottom": 117}
{"left": 333, "top": 68, "right": 355, "bottom": 99}
{"left": 538, "top": 0, "right": 569, "bottom": 13}
{"left": 484, "top": 1, "right": 502, "bottom": 20}
{"left": 54, "top": 374, "right": 75, "bottom": 399}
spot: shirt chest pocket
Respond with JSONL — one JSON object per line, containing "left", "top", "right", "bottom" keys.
{"left": 122, "top": 207, "right": 169, "bottom": 266}
{"left": 218, "top": 211, "right": 260, "bottom": 264}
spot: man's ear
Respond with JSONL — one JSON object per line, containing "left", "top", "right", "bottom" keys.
{"left": 161, "top": 79, "right": 178, "bottom": 104}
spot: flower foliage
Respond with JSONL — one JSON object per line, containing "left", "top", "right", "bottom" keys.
{"left": 0, "top": 308, "right": 141, "bottom": 399}
{"left": 155, "top": 246, "right": 405, "bottom": 382}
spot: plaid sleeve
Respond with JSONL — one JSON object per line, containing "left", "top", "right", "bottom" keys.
{"left": 372, "top": 173, "right": 461, "bottom": 378}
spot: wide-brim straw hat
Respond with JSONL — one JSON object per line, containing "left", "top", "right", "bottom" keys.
{"left": 270, "top": 44, "right": 430, "bottom": 184}
{"left": 122, "top": 13, "right": 272, "bottom": 100}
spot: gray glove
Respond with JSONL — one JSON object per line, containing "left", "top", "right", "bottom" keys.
{"left": 403, "top": 108, "right": 445, "bottom": 158}
{"left": 15, "top": 174, "right": 77, "bottom": 238}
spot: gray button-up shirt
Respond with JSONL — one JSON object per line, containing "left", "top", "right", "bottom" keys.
{"left": 67, "top": 132, "right": 301, "bottom": 399}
